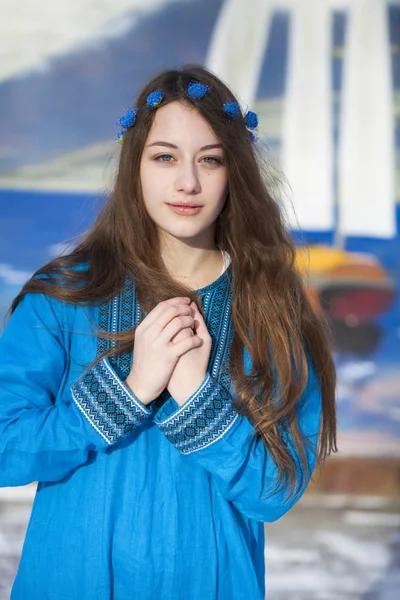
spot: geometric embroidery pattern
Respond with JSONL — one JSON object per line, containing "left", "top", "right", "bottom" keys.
{"left": 201, "top": 275, "right": 234, "bottom": 392}
{"left": 71, "top": 357, "right": 153, "bottom": 445}
{"left": 92, "top": 263, "right": 237, "bottom": 449}
{"left": 96, "top": 264, "right": 235, "bottom": 409}
{"left": 154, "top": 373, "right": 240, "bottom": 454}
{"left": 98, "top": 277, "right": 142, "bottom": 377}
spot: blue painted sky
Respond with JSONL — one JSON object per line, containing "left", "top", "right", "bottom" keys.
{"left": 1, "top": 4, "right": 399, "bottom": 172}
{"left": 0, "top": 2, "right": 399, "bottom": 448}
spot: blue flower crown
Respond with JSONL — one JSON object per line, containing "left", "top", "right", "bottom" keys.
{"left": 116, "top": 81, "right": 258, "bottom": 144}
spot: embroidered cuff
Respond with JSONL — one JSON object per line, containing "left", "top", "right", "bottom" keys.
{"left": 154, "top": 373, "right": 239, "bottom": 454}
{"left": 71, "top": 357, "right": 152, "bottom": 445}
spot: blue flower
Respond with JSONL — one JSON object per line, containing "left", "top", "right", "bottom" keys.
{"left": 119, "top": 108, "right": 138, "bottom": 130}
{"left": 116, "top": 131, "right": 126, "bottom": 144}
{"left": 244, "top": 110, "right": 258, "bottom": 130}
{"left": 186, "top": 82, "right": 209, "bottom": 100}
{"left": 147, "top": 90, "right": 164, "bottom": 108}
{"left": 248, "top": 130, "right": 257, "bottom": 142}
{"left": 222, "top": 101, "right": 240, "bottom": 118}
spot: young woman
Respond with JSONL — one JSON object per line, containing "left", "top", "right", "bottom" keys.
{"left": 0, "top": 65, "right": 336, "bottom": 599}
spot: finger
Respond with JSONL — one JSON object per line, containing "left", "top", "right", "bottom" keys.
{"left": 173, "top": 334, "right": 202, "bottom": 358}
{"left": 159, "top": 315, "right": 194, "bottom": 345}
{"left": 170, "top": 327, "right": 194, "bottom": 344}
{"left": 190, "top": 302, "right": 207, "bottom": 335}
{"left": 141, "top": 298, "right": 191, "bottom": 331}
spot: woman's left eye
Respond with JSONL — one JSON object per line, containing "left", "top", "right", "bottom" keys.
{"left": 201, "top": 156, "right": 223, "bottom": 165}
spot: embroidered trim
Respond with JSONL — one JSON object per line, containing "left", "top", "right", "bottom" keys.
{"left": 97, "top": 267, "right": 233, "bottom": 382}
{"left": 71, "top": 357, "right": 151, "bottom": 445}
{"left": 201, "top": 282, "right": 233, "bottom": 388}
{"left": 98, "top": 277, "right": 141, "bottom": 378}
{"left": 154, "top": 373, "right": 239, "bottom": 454}
{"left": 96, "top": 265, "right": 234, "bottom": 416}
{"left": 156, "top": 374, "right": 212, "bottom": 426}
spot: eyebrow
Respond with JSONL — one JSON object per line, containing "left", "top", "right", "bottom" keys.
{"left": 146, "top": 141, "right": 223, "bottom": 151}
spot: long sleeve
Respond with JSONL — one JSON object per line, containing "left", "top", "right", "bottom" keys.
{"left": 0, "top": 292, "right": 152, "bottom": 487}
{"left": 154, "top": 358, "right": 322, "bottom": 523}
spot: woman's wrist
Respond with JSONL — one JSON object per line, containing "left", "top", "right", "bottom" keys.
{"left": 124, "top": 375, "right": 154, "bottom": 406}
{"left": 167, "top": 373, "right": 207, "bottom": 406}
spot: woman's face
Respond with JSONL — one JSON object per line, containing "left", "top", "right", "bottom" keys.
{"left": 140, "top": 101, "right": 228, "bottom": 245}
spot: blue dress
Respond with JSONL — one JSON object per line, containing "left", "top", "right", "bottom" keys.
{"left": 0, "top": 264, "right": 322, "bottom": 599}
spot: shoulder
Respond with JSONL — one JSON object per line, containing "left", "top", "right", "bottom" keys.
{"left": 14, "top": 261, "right": 92, "bottom": 324}
{"left": 13, "top": 290, "right": 77, "bottom": 335}
{"left": 34, "top": 261, "right": 90, "bottom": 286}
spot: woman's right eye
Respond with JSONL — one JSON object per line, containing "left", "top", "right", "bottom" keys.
{"left": 154, "top": 154, "right": 174, "bottom": 163}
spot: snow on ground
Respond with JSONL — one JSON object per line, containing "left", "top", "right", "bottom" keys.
{"left": 0, "top": 493, "right": 399, "bottom": 599}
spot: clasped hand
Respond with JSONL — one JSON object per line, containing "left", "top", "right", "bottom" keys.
{"left": 167, "top": 300, "right": 212, "bottom": 405}
{"left": 126, "top": 297, "right": 212, "bottom": 407}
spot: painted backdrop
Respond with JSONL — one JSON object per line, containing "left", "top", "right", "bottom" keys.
{"left": 0, "top": 0, "right": 399, "bottom": 458}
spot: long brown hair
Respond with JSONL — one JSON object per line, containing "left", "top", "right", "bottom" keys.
{"left": 11, "top": 65, "right": 337, "bottom": 498}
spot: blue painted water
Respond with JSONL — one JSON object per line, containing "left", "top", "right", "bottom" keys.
{"left": 0, "top": 1, "right": 399, "bottom": 446}
{"left": 2, "top": 190, "right": 398, "bottom": 355}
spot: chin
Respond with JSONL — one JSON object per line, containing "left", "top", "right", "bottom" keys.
{"left": 162, "top": 223, "right": 209, "bottom": 241}
{"left": 168, "top": 227, "right": 205, "bottom": 240}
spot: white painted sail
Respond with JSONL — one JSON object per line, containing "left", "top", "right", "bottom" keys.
{"left": 338, "top": 0, "right": 395, "bottom": 238}
{"left": 205, "top": 0, "right": 273, "bottom": 108}
{"left": 0, "top": 0, "right": 184, "bottom": 82}
{"left": 281, "top": 0, "right": 334, "bottom": 232}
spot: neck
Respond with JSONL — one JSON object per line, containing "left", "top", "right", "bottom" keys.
{"left": 160, "top": 236, "right": 223, "bottom": 289}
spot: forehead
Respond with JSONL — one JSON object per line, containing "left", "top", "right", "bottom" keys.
{"left": 146, "top": 101, "right": 219, "bottom": 145}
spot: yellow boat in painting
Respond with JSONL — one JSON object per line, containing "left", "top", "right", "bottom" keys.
{"left": 295, "top": 245, "right": 396, "bottom": 355}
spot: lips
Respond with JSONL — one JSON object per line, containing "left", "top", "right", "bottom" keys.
{"left": 167, "top": 202, "right": 202, "bottom": 208}
{"left": 167, "top": 203, "right": 203, "bottom": 216}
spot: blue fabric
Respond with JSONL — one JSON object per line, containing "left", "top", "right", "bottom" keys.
{"left": 0, "top": 266, "right": 322, "bottom": 599}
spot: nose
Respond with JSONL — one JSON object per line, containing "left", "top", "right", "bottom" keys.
{"left": 174, "top": 161, "right": 201, "bottom": 195}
